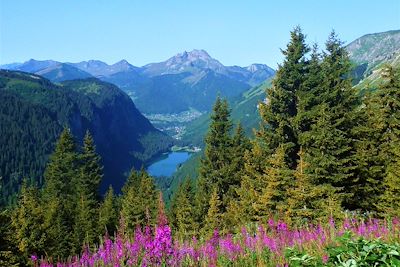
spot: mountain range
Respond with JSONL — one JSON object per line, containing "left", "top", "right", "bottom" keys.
{"left": 1, "top": 50, "right": 275, "bottom": 114}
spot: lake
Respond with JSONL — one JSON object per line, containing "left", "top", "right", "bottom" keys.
{"left": 147, "top": 151, "right": 191, "bottom": 177}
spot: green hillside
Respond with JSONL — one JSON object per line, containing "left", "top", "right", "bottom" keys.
{"left": 181, "top": 79, "right": 272, "bottom": 146}
{"left": 0, "top": 71, "right": 173, "bottom": 205}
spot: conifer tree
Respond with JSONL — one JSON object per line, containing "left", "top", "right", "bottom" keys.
{"left": 195, "top": 97, "right": 233, "bottom": 226}
{"left": 286, "top": 147, "right": 328, "bottom": 224}
{"left": 170, "top": 178, "right": 196, "bottom": 239}
{"left": 98, "top": 186, "right": 118, "bottom": 236}
{"left": 303, "top": 32, "right": 358, "bottom": 209}
{"left": 202, "top": 187, "right": 222, "bottom": 238}
{"left": 354, "top": 66, "right": 400, "bottom": 210}
{"left": 228, "top": 142, "right": 267, "bottom": 226}
{"left": 377, "top": 144, "right": 400, "bottom": 217}
{"left": 252, "top": 146, "right": 292, "bottom": 221}
{"left": 78, "top": 131, "right": 103, "bottom": 199}
{"left": 42, "top": 128, "right": 79, "bottom": 258}
{"left": 229, "top": 123, "right": 251, "bottom": 195}
{"left": 258, "top": 26, "right": 309, "bottom": 168}
{"left": 0, "top": 210, "right": 20, "bottom": 266}
{"left": 121, "top": 169, "right": 158, "bottom": 231}
{"left": 73, "top": 131, "right": 103, "bottom": 251}
{"left": 11, "top": 181, "right": 45, "bottom": 260}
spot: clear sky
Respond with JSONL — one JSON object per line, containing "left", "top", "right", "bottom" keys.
{"left": 1, "top": 0, "right": 399, "bottom": 68}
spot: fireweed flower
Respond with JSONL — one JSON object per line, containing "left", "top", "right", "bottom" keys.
{"left": 32, "top": 217, "right": 400, "bottom": 267}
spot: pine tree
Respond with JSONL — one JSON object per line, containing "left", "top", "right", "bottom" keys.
{"left": 170, "top": 178, "right": 196, "bottom": 240}
{"left": 228, "top": 142, "right": 267, "bottom": 226}
{"left": 302, "top": 32, "right": 358, "bottom": 210}
{"left": 258, "top": 26, "right": 309, "bottom": 168}
{"left": 202, "top": 187, "right": 222, "bottom": 238}
{"left": 252, "top": 146, "right": 292, "bottom": 222}
{"left": 73, "top": 131, "right": 103, "bottom": 251}
{"left": 78, "top": 131, "right": 103, "bottom": 199}
{"left": 0, "top": 210, "right": 20, "bottom": 266}
{"left": 295, "top": 44, "right": 322, "bottom": 136}
{"left": 98, "top": 186, "right": 118, "bottom": 236}
{"left": 121, "top": 169, "right": 158, "bottom": 232}
{"left": 11, "top": 181, "right": 45, "bottom": 260}
{"left": 354, "top": 66, "right": 400, "bottom": 210}
{"left": 377, "top": 143, "right": 400, "bottom": 217}
{"left": 42, "top": 128, "right": 79, "bottom": 259}
{"left": 195, "top": 97, "right": 233, "bottom": 227}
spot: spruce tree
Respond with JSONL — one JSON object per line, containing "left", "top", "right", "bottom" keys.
{"left": 229, "top": 142, "right": 268, "bottom": 226}
{"left": 0, "top": 210, "right": 20, "bottom": 266}
{"left": 195, "top": 97, "right": 233, "bottom": 227}
{"left": 377, "top": 144, "right": 400, "bottom": 217}
{"left": 258, "top": 26, "right": 309, "bottom": 168}
{"left": 303, "top": 32, "right": 358, "bottom": 209}
{"left": 121, "top": 169, "right": 158, "bottom": 231}
{"left": 356, "top": 66, "right": 400, "bottom": 214}
{"left": 202, "top": 187, "right": 222, "bottom": 238}
{"left": 98, "top": 186, "right": 119, "bottom": 236}
{"left": 42, "top": 128, "right": 79, "bottom": 259}
{"left": 252, "top": 146, "right": 292, "bottom": 222}
{"left": 73, "top": 131, "right": 103, "bottom": 251}
{"left": 11, "top": 181, "right": 45, "bottom": 260}
{"left": 78, "top": 131, "right": 103, "bottom": 199}
{"left": 169, "top": 178, "right": 196, "bottom": 240}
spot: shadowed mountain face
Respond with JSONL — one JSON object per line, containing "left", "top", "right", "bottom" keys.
{"left": 0, "top": 70, "right": 174, "bottom": 204}
{"left": 1, "top": 50, "right": 275, "bottom": 114}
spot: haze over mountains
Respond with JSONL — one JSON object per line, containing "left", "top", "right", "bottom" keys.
{"left": 2, "top": 49, "right": 275, "bottom": 114}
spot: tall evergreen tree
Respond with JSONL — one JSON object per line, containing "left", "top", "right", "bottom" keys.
{"left": 169, "top": 178, "right": 196, "bottom": 240}
{"left": 121, "top": 169, "right": 158, "bottom": 232}
{"left": 377, "top": 143, "right": 400, "bottom": 217}
{"left": 98, "top": 186, "right": 119, "bottom": 236}
{"left": 202, "top": 187, "right": 222, "bottom": 238}
{"left": 78, "top": 131, "right": 103, "bottom": 199}
{"left": 258, "top": 26, "right": 309, "bottom": 168}
{"left": 0, "top": 210, "right": 20, "bottom": 266}
{"left": 11, "top": 181, "right": 45, "bottom": 261}
{"left": 302, "top": 32, "right": 358, "bottom": 209}
{"left": 42, "top": 128, "right": 79, "bottom": 259}
{"left": 252, "top": 146, "right": 292, "bottom": 221}
{"left": 354, "top": 66, "right": 400, "bottom": 210}
{"left": 195, "top": 97, "right": 233, "bottom": 227}
{"left": 229, "top": 141, "right": 268, "bottom": 226}
{"left": 73, "top": 131, "right": 103, "bottom": 251}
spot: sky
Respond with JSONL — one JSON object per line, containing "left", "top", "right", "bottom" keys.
{"left": 1, "top": 0, "right": 399, "bottom": 68}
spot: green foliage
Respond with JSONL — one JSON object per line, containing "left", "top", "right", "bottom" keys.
{"left": 258, "top": 26, "right": 309, "bottom": 168}
{"left": 252, "top": 146, "right": 292, "bottom": 221}
{"left": 195, "top": 97, "right": 233, "bottom": 226}
{"left": 169, "top": 178, "right": 197, "bottom": 240}
{"left": 202, "top": 187, "right": 222, "bottom": 238}
{"left": 98, "top": 186, "right": 119, "bottom": 235}
{"left": 0, "top": 210, "right": 20, "bottom": 266}
{"left": 121, "top": 169, "right": 159, "bottom": 232}
{"left": 286, "top": 232, "right": 400, "bottom": 266}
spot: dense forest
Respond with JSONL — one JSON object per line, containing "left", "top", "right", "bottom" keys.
{"left": 0, "top": 72, "right": 173, "bottom": 206}
{"left": 0, "top": 28, "right": 399, "bottom": 266}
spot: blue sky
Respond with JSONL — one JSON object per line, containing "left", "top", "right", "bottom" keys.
{"left": 1, "top": 0, "right": 399, "bottom": 68}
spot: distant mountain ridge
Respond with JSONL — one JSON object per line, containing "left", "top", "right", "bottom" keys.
{"left": 346, "top": 29, "right": 400, "bottom": 82}
{"left": 1, "top": 50, "right": 275, "bottom": 114}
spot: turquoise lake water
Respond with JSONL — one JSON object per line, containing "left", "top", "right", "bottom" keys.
{"left": 147, "top": 152, "right": 191, "bottom": 177}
